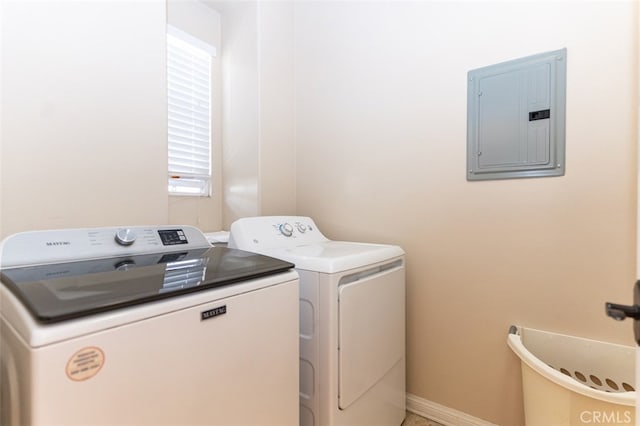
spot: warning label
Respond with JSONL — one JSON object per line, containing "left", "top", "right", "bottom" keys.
{"left": 66, "top": 347, "right": 105, "bottom": 382}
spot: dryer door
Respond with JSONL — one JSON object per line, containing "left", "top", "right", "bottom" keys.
{"left": 338, "top": 263, "right": 404, "bottom": 409}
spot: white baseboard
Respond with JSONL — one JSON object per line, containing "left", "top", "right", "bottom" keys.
{"left": 406, "top": 393, "right": 497, "bottom": 426}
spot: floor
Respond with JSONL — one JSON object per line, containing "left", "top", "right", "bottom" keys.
{"left": 403, "top": 412, "right": 445, "bottom": 426}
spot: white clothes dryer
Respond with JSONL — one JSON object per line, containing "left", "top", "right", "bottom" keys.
{"left": 229, "top": 216, "right": 406, "bottom": 426}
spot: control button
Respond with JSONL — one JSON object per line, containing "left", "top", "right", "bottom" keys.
{"left": 296, "top": 223, "right": 307, "bottom": 233}
{"left": 115, "top": 228, "right": 137, "bottom": 246}
{"left": 279, "top": 223, "right": 294, "bottom": 237}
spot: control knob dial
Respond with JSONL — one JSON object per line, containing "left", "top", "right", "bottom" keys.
{"left": 279, "top": 223, "right": 294, "bottom": 237}
{"left": 115, "top": 228, "right": 137, "bottom": 246}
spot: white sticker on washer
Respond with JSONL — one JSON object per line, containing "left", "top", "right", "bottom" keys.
{"left": 66, "top": 347, "right": 105, "bottom": 381}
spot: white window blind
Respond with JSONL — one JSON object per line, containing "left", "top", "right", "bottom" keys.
{"left": 167, "top": 26, "right": 215, "bottom": 196}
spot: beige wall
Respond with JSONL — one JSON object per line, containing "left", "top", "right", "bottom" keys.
{"left": 257, "top": 1, "right": 296, "bottom": 218}
{"left": 0, "top": 0, "right": 168, "bottom": 237}
{"left": 0, "top": 0, "right": 230, "bottom": 236}
{"left": 215, "top": 0, "right": 262, "bottom": 226}
{"left": 167, "top": 0, "right": 223, "bottom": 232}
{"left": 208, "top": 0, "right": 296, "bottom": 229}
{"left": 294, "top": 1, "right": 638, "bottom": 424}
{"left": 0, "top": 0, "right": 295, "bottom": 236}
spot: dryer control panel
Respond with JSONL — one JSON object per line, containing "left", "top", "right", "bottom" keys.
{"left": 229, "top": 216, "right": 329, "bottom": 251}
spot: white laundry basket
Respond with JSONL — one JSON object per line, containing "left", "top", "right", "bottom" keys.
{"left": 507, "top": 325, "right": 635, "bottom": 426}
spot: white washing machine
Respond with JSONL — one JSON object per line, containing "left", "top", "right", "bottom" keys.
{"left": 0, "top": 225, "right": 299, "bottom": 426}
{"left": 229, "top": 216, "right": 406, "bottom": 426}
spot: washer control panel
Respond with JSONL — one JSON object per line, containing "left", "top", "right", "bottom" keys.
{"left": 1, "top": 226, "right": 210, "bottom": 268}
{"left": 229, "top": 216, "right": 329, "bottom": 250}
{"left": 157, "top": 229, "right": 189, "bottom": 245}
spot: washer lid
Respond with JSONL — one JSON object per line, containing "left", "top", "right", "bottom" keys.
{"left": 1, "top": 247, "right": 294, "bottom": 323}
{"left": 266, "top": 241, "right": 404, "bottom": 273}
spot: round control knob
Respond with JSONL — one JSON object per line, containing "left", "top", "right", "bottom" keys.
{"left": 114, "top": 260, "right": 136, "bottom": 271}
{"left": 115, "top": 228, "right": 137, "bottom": 246}
{"left": 279, "top": 223, "right": 294, "bottom": 237}
{"left": 296, "top": 223, "right": 307, "bottom": 233}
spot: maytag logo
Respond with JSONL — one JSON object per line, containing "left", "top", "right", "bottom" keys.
{"left": 201, "top": 305, "right": 227, "bottom": 321}
{"left": 46, "top": 241, "right": 71, "bottom": 247}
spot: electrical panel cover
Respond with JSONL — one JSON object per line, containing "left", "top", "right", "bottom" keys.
{"left": 467, "top": 48, "right": 567, "bottom": 181}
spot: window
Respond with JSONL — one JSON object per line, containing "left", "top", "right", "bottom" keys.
{"left": 167, "top": 26, "right": 216, "bottom": 196}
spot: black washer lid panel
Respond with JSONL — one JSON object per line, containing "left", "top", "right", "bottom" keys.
{"left": 0, "top": 247, "right": 294, "bottom": 324}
